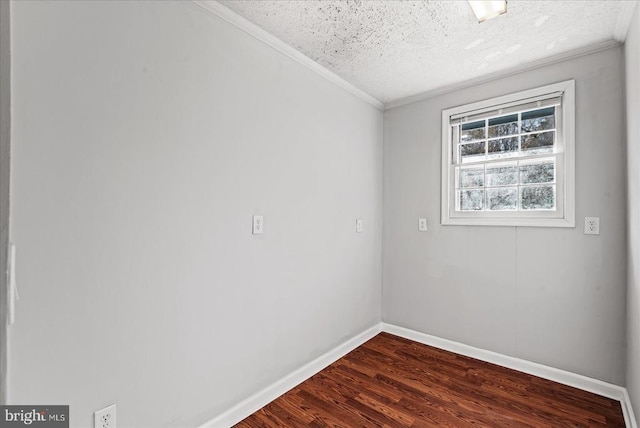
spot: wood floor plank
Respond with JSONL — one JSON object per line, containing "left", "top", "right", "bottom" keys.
{"left": 235, "top": 333, "right": 625, "bottom": 427}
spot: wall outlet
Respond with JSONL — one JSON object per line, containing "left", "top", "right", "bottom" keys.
{"left": 252, "top": 215, "right": 264, "bottom": 235}
{"left": 584, "top": 217, "right": 600, "bottom": 235}
{"left": 418, "top": 218, "right": 428, "bottom": 232}
{"left": 94, "top": 404, "right": 116, "bottom": 428}
{"left": 355, "top": 218, "right": 363, "bottom": 233}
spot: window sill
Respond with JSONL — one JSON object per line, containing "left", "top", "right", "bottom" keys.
{"left": 441, "top": 216, "right": 575, "bottom": 228}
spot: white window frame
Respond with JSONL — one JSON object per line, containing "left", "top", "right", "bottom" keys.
{"left": 441, "top": 80, "right": 575, "bottom": 227}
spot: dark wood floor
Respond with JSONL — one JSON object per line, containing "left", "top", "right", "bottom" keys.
{"left": 236, "top": 332, "right": 625, "bottom": 427}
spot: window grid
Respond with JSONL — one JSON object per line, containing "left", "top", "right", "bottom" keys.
{"left": 456, "top": 113, "right": 557, "bottom": 165}
{"left": 453, "top": 107, "right": 558, "bottom": 213}
{"left": 455, "top": 158, "right": 557, "bottom": 212}
{"left": 441, "top": 79, "right": 575, "bottom": 227}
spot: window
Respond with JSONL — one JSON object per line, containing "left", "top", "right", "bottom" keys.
{"left": 441, "top": 80, "right": 575, "bottom": 227}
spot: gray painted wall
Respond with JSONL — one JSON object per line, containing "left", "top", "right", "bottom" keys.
{"left": 8, "top": 0, "right": 636, "bottom": 425}
{"left": 625, "top": 3, "right": 640, "bottom": 424}
{"left": 383, "top": 47, "right": 627, "bottom": 385}
{"left": 9, "top": 1, "right": 382, "bottom": 426}
{"left": 0, "top": 0, "right": 10, "bottom": 405}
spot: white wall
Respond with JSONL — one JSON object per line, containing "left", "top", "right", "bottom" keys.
{"left": 9, "top": 1, "right": 382, "bottom": 426}
{"left": 383, "top": 47, "right": 627, "bottom": 385}
{"left": 625, "top": 3, "right": 640, "bottom": 424}
{"left": 0, "top": 0, "right": 11, "bottom": 405}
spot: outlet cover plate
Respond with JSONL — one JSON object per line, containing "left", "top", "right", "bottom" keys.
{"left": 94, "top": 404, "right": 116, "bottom": 428}
{"left": 418, "top": 218, "right": 428, "bottom": 232}
{"left": 584, "top": 217, "right": 600, "bottom": 235}
{"left": 252, "top": 215, "right": 264, "bottom": 235}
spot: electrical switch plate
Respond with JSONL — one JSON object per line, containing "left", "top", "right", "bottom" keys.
{"left": 252, "top": 215, "right": 264, "bottom": 235}
{"left": 355, "top": 218, "right": 363, "bottom": 233}
{"left": 584, "top": 217, "right": 600, "bottom": 235}
{"left": 418, "top": 218, "right": 428, "bottom": 232}
{"left": 94, "top": 404, "right": 116, "bottom": 428}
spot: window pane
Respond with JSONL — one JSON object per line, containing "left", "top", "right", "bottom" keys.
{"left": 444, "top": 82, "right": 573, "bottom": 223}
{"left": 488, "top": 114, "right": 518, "bottom": 138}
{"left": 460, "top": 189, "right": 484, "bottom": 211}
{"left": 460, "top": 167, "right": 484, "bottom": 188}
{"left": 521, "top": 107, "right": 555, "bottom": 133}
{"left": 486, "top": 164, "right": 517, "bottom": 186}
{"left": 521, "top": 185, "right": 555, "bottom": 210}
{"left": 488, "top": 137, "right": 518, "bottom": 158}
{"left": 520, "top": 161, "right": 555, "bottom": 184}
{"left": 461, "top": 120, "right": 485, "bottom": 142}
{"left": 487, "top": 187, "right": 517, "bottom": 211}
{"left": 461, "top": 141, "right": 486, "bottom": 161}
{"left": 521, "top": 131, "right": 554, "bottom": 154}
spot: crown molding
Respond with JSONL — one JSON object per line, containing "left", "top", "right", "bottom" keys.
{"left": 191, "top": 1, "right": 627, "bottom": 114}
{"left": 385, "top": 39, "right": 622, "bottom": 111}
{"left": 613, "top": 0, "right": 638, "bottom": 42}
{"left": 191, "top": 0, "right": 384, "bottom": 110}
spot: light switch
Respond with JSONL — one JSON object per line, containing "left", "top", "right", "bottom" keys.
{"left": 418, "top": 218, "right": 428, "bottom": 232}
{"left": 252, "top": 215, "right": 264, "bottom": 235}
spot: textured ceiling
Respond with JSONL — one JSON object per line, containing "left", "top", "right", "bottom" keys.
{"left": 218, "top": 0, "right": 635, "bottom": 104}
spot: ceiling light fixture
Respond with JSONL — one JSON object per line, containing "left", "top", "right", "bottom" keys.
{"left": 468, "top": 1, "right": 507, "bottom": 23}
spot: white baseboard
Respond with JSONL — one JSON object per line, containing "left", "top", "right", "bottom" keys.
{"left": 198, "top": 322, "right": 637, "bottom": 428}
{"left": 381, "top": 323, "right": 637, "bottom": 428}
{"left": 198, "top": 323, "right": 382, "bottom": 428}
{"left": 623, "top": 388, "right": 639, "bottom": 428}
